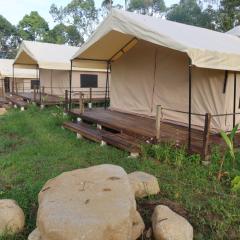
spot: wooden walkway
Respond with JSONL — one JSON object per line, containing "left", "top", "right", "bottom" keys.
{"left": 15, "top": 92, "right": 63, "bottom": 106}
{"left": 66, "top": 108, "right": 231, "bottom": 157}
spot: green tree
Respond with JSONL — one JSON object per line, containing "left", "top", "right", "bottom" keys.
{"left": 0, "top": 15, "right": 19, "bottom": 58}
{"left": 166, "top": 0, "right": 216, "bottom": 29}
{"left": 44, "top": 23, "right": 83, "bottom": 46}
{"left": 18, "top": 11, "right": 49, "bottom": 41}
{"left": 50, "top": 0, "right": 98, "bottom": 40}
{"left": 128, "top": 0, "right": 166, "bottom": 15}
{"left": 216, "top": 0, "right": 240, "bottom": 31}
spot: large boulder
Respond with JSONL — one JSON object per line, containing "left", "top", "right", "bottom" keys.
{"left": 128, "top": 171, "right": 160, "bottom": 198}
{"left": 0, "top": 199, "right": 25, "bottom": 235}
{"left": 151, "top": 205, "right": 193, "bottom": 240}
{"left": 35, "top": 164, "right": 144, "bottom": 240}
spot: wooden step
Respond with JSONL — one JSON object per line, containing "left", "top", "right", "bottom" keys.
{"left": 102, "top": 133, "right": 142, "bottom": 153}
{"left": 6, "top": 95, "right": 28, "bottom": 108}
{"left": 63, "top": 122, "right": 103, "bottom": 143}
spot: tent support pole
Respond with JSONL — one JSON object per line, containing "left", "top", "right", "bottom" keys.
{"left": 69, "top": 60, "right": 73, "bottom": 111}
{"left": 12, "top": 64, "right": 15, "bottom": 93}
{"left": 233, "top": 72, "right": 237, "bottom": 128}
{"left": 104, "top": 61, "right": 110, "bottom": 110}
{"left": 188, "top": 59, "right": 192, "bottom": 153}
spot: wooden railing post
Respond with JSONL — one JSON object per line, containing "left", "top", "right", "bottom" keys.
{"left": 156, "top": 105, "right": 162, "bottom": 142}
{"left": 33, "top": 85, "right": 36, "bottom": 102}
{"left": 16, "top": 81, "right": 18, "bottom": 94}
{"left": 65, "top": 90, "right": 68, "bottom": 111}
{"left": 202, "top": 113, "right": 212, "bottom": 161}
{"left": 79, "top": 92, "right": 84, "bottom": 114}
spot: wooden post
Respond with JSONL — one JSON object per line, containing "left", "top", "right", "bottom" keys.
{"left": 41, "top": 86, "right": 45, "bottom": 105}
{"left": 33, "top": 85, "right": 36, "bottom": 102}
{"left": 79, "top": 92, "right": 84, "bottom": 114}
{"left": 15, "top": 81, "right": 18, "bottom": 94}
{"left": 202, "top": 113, "right": 212, "bottom": 161}
{"left": 90, "top": 88, "right": 92, "bottom": 103}
{"left": 233, "top": 72, "right": 237, "bottom": 128}
{"left": 156, "top": 105, "right": 162, "bottom": 141}
{"left": 188, "top": 59, "right": 192, "bottom": 152}
{"left": 65, "top": 90, "right": 68, "bottom": 111}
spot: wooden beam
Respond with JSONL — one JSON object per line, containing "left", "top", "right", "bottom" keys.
{"left": 233, "top": 72, "right": 237, "bottom": 128}
{"left": 65, "top": 90, "right": 68, "bottom": 112}
{"left": 188, "top": 59, "right": 192, "bottom": 152}
{"left": 202, "top": 113, "right": 212, "bottom": 160}
{"left": 156, "top": 105, "right": 162, "bottom": 141}
{"left": 79, "top": 92, "right": 84, "bottom": 114}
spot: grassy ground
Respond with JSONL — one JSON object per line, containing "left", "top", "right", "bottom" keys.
{"left": 0, "top": 106, "right": 240, "bottom": 240}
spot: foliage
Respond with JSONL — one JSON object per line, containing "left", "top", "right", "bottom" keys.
{"left": 231, "top": 176, "right": 240, "bottom": 192}
{"left": 0, "top": 15, "right": 19, "bottom": 58}
{"left": 44, "top": 23, "right": 83, "bottom": 46}
{"left": 166, "top": 0, "right": 216, "bottom": 30}
{"left": 49, "top": 0, "right": 98, "bottom": 40}
{"left": 128, "top": 0, "right": 166, "bottom": 16}
{"left": 0, "top": 108, "right": 240, "bottom": 239}
{"left": 17, "top": 11, "right": 49, "bottom": 41}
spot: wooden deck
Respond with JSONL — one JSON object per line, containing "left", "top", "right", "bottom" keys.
{"left": 0, "top": 97, "right": 7, "bottom": 107}
{"left": 15, "top": 92, "right": 63, "bottom": 106}
{"left": 66, "top": 108, "right": 232, "bottom": 157}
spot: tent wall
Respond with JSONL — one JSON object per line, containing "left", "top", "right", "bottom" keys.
{"left": 40, "top": 69, "right": 107, "bottom": 98}
{"left": 110, "top": 40, "right": 238, "bottom": 132}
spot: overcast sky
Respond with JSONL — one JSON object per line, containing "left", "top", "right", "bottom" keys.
{"left": 0, "top": 0, "right": 179, "bottom": 28}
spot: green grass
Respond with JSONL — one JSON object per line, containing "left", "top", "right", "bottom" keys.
{"left": 0, "top": 106, "right": 240, "bottom": 240}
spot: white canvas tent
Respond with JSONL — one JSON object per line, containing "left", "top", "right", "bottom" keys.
{"left": 14, "top": 41, "right": 107, "bottom": 98}
{"left": 227, "top": 26, "right": 240, "bottom": 37}
{"left": 0, "top": 59, "right": 37, "bottom": 96}
{"left": 72, "top": 9, "right": 240, "bottom": 133}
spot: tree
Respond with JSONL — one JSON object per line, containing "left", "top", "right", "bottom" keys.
{"left": 216, "top": 0, "right": 240, "bottom": 32}
{"left": 50, "top": 0, "right": 98, "bottom": 40}
{"left": 44, "top": 23, "right": 83, "bottom": 46}
{"left": 166, "top": 0, "right": 216, "bottom": 29}
{"left": 128, "top": 0, "right": 166, "bottom": 16}
{"left": 18, "top": 11, "right": 49, "bottom": 41}
{"left": 0, "top": 15, "right": 19, "bottom": 58}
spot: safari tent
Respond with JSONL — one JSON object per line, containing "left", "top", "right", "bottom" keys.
{"left": 14, "top": 41, "right": 107, "bottom": 102}
{"left": 0, "top": 59, "right": 37, "bottom": 97}
{"left": 64, "top": 9, "right": 240, "bottom": 157}
{"left": 227, "top": 26, "right": 240, "bottom": 37}
{"left": 71, "top": 9, "right": 240, "bottom": 133}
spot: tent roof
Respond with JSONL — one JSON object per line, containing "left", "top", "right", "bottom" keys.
{"left": 227, "top": 26, "right": 240, "bottom": 37}
{"left": 14, "top": 41, "right": 80, "bottom": 70}
{"left": 0, "top": 59, "right": 37, "bottom": 79}
{"left": 72, "top": 9, "right": 240, "bottom": 71}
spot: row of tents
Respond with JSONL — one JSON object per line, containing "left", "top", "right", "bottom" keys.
{"left": 1, "top": 9, "right": 240, "bottom": 133}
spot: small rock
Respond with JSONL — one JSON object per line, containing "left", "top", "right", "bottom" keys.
{"left": 28, "top": 228, "right": 41, "bottom": 240}
{"left": 0, "top": 199, "right": 25, "bottom": 235}
{"left": 0, "top": 108, "right": 6, "bottom": 115}
{"left": 131, "top": 211, "right": 145, "bottom": 240}
{"left": 145, "top": 227, "right": 152, "bottom": 239}
{"left": 128, "top": 171, "right": 160, "bottom": 198}
{"left": 152, "top": 205, "right": 193, "bottom": 240}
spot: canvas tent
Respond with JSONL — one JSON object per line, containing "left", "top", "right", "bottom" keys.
{"left": 14, "top": 41, "right": 107, "bottom": 99}
{"left": 0, "top": 59, "right": 37, "bottom": 97}
{"left": 227, "top": 26, "right": 240, "bottom": 37}
{"left": 71, "top": 9, "right": 240, "bottom": 133}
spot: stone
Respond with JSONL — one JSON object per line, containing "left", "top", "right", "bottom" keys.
{"left": 131, "top": 211, "right": 145, "bottom": 240}
{"left": 151, "top": 205, "right": 193, "bottom": 240}
{"left": 0, "top": 199, "right": 25, "bottom": 235}
{"left": 36, "top": 164, "right": 144, "bottom": 240}
{"left": 28, "top": 228, "right": 42, "bottom": 240}
{"left": 0, "top": 108, "right": 6, "bottom": 115}
{"left": 128, "top": 171, "right": 160, "bottom": 198}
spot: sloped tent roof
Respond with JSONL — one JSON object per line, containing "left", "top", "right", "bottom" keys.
{"left": 72, "top": 9, "right": 240, "bottom": 72}
{"left": 227, "top": 26, "right": 240, "bottom": 37}
{"left": 0, "top": 59, "right": 37, "bottom": 79}
{"left": 14, "top": 41, "right": 80, "bottom": 70}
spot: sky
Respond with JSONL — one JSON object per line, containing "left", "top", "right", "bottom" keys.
{"left": 0, "top": 0, "right": 179, "bottom": 28}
